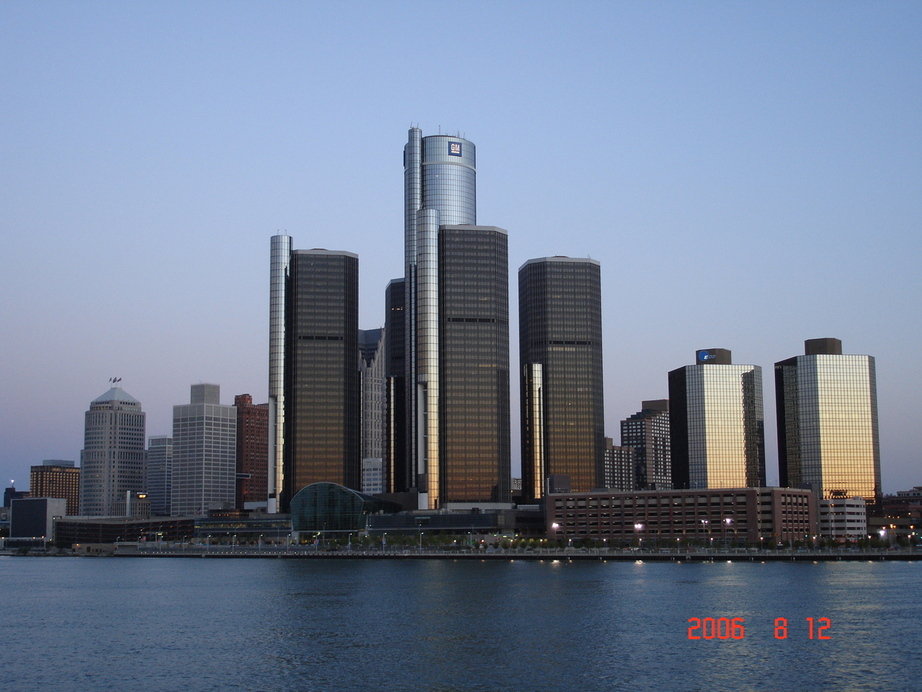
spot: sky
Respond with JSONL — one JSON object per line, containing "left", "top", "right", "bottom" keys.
{"left": 2, "top": 1, "right": 920, "bottom": 493}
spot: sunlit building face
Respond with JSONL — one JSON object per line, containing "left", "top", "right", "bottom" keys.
{"left": 775, "top": 339, "right": 881, "bottom": 509}
{"left": 669, "top": 350, "right": 766, "bottom": 490}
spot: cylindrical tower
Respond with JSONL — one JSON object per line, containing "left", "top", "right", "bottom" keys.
{"left": 404, "top": 130, "right": 476, "bottom": 509}
{"left": 268, "top": 233, "right": 291, "bottom": 513}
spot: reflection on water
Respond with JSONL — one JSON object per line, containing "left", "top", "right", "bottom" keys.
{"left": 2, "top": 557, "right": 917, "bottom": 691}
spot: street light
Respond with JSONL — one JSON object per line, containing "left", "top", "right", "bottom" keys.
{"left": 634, "top": 523, "right": 644, "bottom": 551}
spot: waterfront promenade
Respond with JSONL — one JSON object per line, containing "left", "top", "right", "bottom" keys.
{"left": 96, "top": 543, "right": 922, "bottom": 561}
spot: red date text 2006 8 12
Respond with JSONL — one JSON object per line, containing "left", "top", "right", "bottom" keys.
{"left": 687, "top": 617, "right": 832, "bottom": 640}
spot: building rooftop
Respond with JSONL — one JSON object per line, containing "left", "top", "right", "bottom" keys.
{"left": 91, "top": 387, "right": 140, "bottom": 405}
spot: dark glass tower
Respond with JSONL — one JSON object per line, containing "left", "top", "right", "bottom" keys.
{"left": 669, "top": 349, "right": 765, "bottom": 489}
{"left": 281, "top": 249, "right": 360, "bottom": 510}
{"left": 439, "top": 225, "right": 511, "bottom": 503}
{"left": 519, "top": 257, "right": 604, "bottom": 500}
{"left": 775, "top": 338, "right": 881, "bottom": 510}
{"left": 384, "top": 279, "right": 407, "bottom": 494}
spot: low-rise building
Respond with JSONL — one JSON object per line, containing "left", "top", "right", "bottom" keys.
{"left": 818, "top": 497, "right": 867, "bottom": 541}
{"left": 546, "top": 487, "right": 817, "bottom": 545}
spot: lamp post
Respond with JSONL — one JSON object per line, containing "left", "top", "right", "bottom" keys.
{"left": 634, "top": 523, "right": 644, "bottom": 551}
{"left": 723, "top": 517, "right": 733, "bottom": 550}
{"left": 700, "top": 519, "right": 709, "bottom": 551}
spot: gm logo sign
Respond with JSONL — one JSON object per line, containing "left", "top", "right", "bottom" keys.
{"left": 698, "top": 351, "right": 717, "bottom": 362}
{"left": 448, "top": 141, "right": 462, "bottom": 157}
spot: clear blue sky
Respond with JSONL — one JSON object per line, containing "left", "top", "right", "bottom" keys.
{"left": 2, "top": 1, "right": 920, "bottom": 492}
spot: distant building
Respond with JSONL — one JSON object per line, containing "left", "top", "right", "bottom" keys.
{"left": 235, "top": 394, "right": 268, "bottom": 509}
{"left": 818, "top": 497, "right": 867, "bottom": 541}
{"left": 620, "top": 400, "right": 671, "bottom": 490}
{"left": 546, "top": 487, "right": 816, "bottom": 544}
{"left": 776, "top": 338, "right": 881, "bottom": 511}
{"left": 146, "top": 436, "right": 173, "bottom": 516}
{"left": 384, "top": 279, "right": 408, "bottom": 494}
{"left": 669, "top": 349, "right": 765, "bottom": 489}
{"left": 171, "top": 384, "right": 237, "bottom": 517}
{"left": 30, "top": 461, "right": 80, "bottom": 516}
{"left": 79, "top": 386, "right": 146, "bottom": 516}
{"left": 112, "top": 491, "right": 151, "bottom": 519}
{"left": 359, "top": 328, "right": 386, "bottom": 494}
{"left": 10, "top": 497, "right": 67, "bottom": 540}
{"left": 519, "top": 257, "right": 604, "bottom": 501}
{"left": 361, "top": 458, "right": 385, "bottom": 495}
{"left": 603, "top": 439, "right": 635, "bottom": 491}
{"left": 3, "top": 486, "right": 29, "bottom": 507}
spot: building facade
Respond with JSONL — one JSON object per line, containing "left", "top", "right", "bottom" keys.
{"left": 384, "top": 279, "right": 407, "bottom": 494}
{"left": 818, "top": 497, "right": 867, "bottom": 541}
{"left": 235, "top": 394, "right": 268, "bottom": 509}
{"left": 146, "top": 436, "right": 172, "bottom": 516}
{"left": 267, "top": 233, "right": 292, "bottom": 513}
{"left": 620, "top": 400, "right": 671, "bottom": 490}
{"left": 282, "top": 249, "right": 360, "bottom": 508}
{"left": 775, "top": 338, "right": 881, "bottom": 510}
{"left": 519, "top": 257, "right": 604, "bottom": 501}
{"left": 404, "top": 129, "right": 478, "bottom": 509}
{"left": 359, "top": 328, "right": 386, "bottom": 465}
{"left": 439, "top": 225, "right": 511, "bottom": 504}
{"left": 30, "top": 461, "right": 80, "bottom": 516}
{"left": 547, "top": 487, "right": 817, "bottom": 545}
{"left": 668, "top": 349, "right": 765, "bottom": 489}
{"left": 603, "top": 440, "right": 635, "bottom": 492}
{"left": 79, "top": 387, "right": 146, "bottom": 516}
{"left": 171, "top": 384, "right": 237, "bottom": 517}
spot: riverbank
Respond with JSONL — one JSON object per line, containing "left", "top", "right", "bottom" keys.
{"left": 8, "top": 544, "right": 919, "bottom": 561}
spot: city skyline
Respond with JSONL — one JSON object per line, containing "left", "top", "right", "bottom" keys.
{"left": 2, "top": 3, "right": 920, "bottom": 494}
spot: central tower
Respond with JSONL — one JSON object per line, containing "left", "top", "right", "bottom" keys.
{"left": 404, "top": 129, "right": 477, "bottom": 509}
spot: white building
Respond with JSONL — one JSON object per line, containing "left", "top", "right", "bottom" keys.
{"left": 818, "top": 497, "right": 867, "bottom": 541}
{"left": 171, "top": 384, "right": 236, "bottom": 517}
{"left": 79, "top": 387, "right": 146, "bottom": 516}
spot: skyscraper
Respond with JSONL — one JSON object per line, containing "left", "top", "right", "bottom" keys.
{"left": 281, "top": 249, "right": 360, "bottom": 508}
{"left": 621, "top": 400, "right": 671, "bottom": 490}
{"left": 146, "top": 436, "right": 172, "bottom": 516}
{"left": 402, "top": 128, "right": 510, "bottom": 508}
{"left": 439, "top": 225, "right": 511, "bottom": 504}
{"left": 359, "top": 328, "right": 386, "bottom": 462}
{"left": 775, "top": 338, "right": 881, "bottom": 510}
{"left": 519, "top": 257, "right": 604, "bottom": 500}
{"left": 603, "top": 439, "right": 635, "bottom": 491}
{"left": 171, "top": 384, "right": 236, "bottom": 517}
{"left": 359, "top": 328, "right": 386, "bottom": 494}
{"left": 668, "top": 349, "right": 765, "bottom": 489}
{"left": 30, "top": 461, "right": 80, "bottom": 516}
{"left": 384, "top": 279, "right": 407, "bottom": 494}
{"left": 79, "top": 386, "right": 146, "bottom": 516}
{"left": 404, "top": 128, "right": 478, "bottom": 509}
{"left": 235, "top": 394, "right": 268, "bottom": 509}
{"left": 267, "top": 233, "right": 291, "bottom": 514}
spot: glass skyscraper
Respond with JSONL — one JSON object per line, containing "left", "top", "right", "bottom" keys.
{"left": 439, "top": 226, "right": 511, "bottom": 503}
{"left": 384, "top": 278, "right": 407, "bottom": 494}
{"left": 402, "top": 128, "right": 510, "bottom": 508}
{"left": 775, "top": 338, "right": 881, "bottom": 510}
{"left": 519, "top": 257, "right": 604, "bottom": 500}
{"left": 281, "top": 249, "right": 360, "bottom": 509}
{"left": 669, "top": 349, "right": 765, "bottom": 489}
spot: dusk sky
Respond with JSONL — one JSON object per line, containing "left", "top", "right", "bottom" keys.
{"left": 2, "top": 2, "right": 920, "bottom": 493}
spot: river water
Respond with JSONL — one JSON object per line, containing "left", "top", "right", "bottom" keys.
{"left": 3, "top": 556, "right": 916, "bottom": 691}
